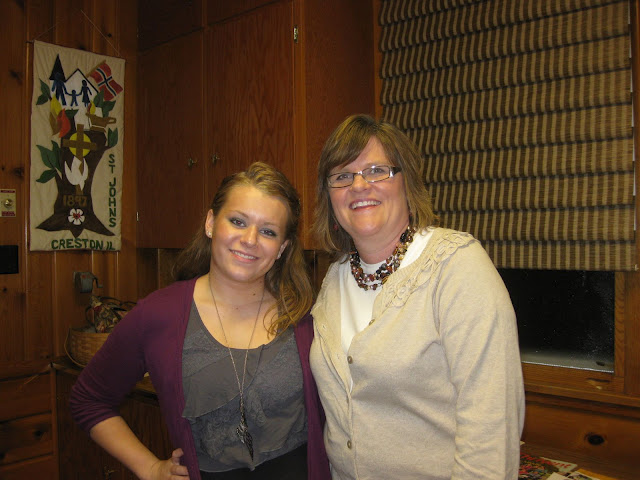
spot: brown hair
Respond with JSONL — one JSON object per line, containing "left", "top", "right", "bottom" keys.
{"left": 312, "top": 114, "right": 438, "bottom": 260}
{"left": 173, "top": 162, "right": 313, "bottom": 333}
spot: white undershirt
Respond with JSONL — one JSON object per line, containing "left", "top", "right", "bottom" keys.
{"left": 340, "top": 227, "right": 434, "bottom": 355}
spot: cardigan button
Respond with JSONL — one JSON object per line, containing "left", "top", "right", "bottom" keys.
{"left": 347, "top": 356, "right": 353, "bottom": 364}
{"left": 347, "top": 440, "right": 352, "bottom": 449}
{"left": 368, "top": 318, "right": 375, "bottom": 326}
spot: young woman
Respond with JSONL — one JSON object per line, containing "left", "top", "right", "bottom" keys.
{"left": 71, "top": 162, "right": 330, "bottom": 480}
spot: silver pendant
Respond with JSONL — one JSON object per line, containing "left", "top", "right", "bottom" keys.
{"left": 236, "top": 398, "right": 254, "bottom": 460}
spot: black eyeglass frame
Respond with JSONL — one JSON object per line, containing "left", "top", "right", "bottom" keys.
{"left": 326, "top": 165, "right": 402, "bottom": 188}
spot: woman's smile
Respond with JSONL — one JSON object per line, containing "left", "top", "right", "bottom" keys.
{"left": 329, "top": 137, "right": 409, "bottom": 261}
{"left": 349, "top": 199, "right": 381, "bottom": 209}
{"left": 207, "top": 185, "right": 289, "bottom": 285}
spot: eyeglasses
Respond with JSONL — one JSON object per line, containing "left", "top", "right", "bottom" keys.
{"left": 327, "top": 165, "right": 402, "bottom": 188}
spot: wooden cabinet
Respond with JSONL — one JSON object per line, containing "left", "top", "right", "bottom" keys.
{"left": 522, "top": 393, "right": 640, "bottom": 470}
{"left": 55, "top": 362, "right": 172, "bottom": 480}
{"left": 137, "top": 31, "right": 205, "bottom": 248}
{"left": 0, "top": 374, "right": 54, "bottom": 479}
{"left": 204, "top": 1, "right": 295, "bottom": 201}
{"left": 137, "top": 0, "right": 375, "bottom": 249}
{"left": 138, "top": 0, "right": 204, "bottom": 51}
{"left": 206, "top": 0, "right": 275, "bottom": 24}
{"left": 295, "top": 0, "right": 376, "bottom": 246}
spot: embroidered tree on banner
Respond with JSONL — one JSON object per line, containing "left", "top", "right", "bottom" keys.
{"left": 34, "top": 53, "right": 122, "bottom": 238}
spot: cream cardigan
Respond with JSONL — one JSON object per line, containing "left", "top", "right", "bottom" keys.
{"left": 310, "top": 228, "right": 525, "bottom": 479}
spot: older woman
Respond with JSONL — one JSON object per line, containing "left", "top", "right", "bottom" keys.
{"left": 310, "top": 114, "right": 525, "bottom": 479}
{"left": 71, "top": 162, "right": 330, "bottom": 480}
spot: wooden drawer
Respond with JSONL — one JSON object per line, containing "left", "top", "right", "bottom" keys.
{"left": 0, "top": 373, "right": 53, "bottom": 473}
{"left": 522, "top": 399, "right": 640, "bottom": 468}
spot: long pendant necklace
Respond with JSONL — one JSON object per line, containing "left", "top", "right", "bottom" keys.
{"left": 349, "top": 225, "right": 416, "bottom": 291}
{"left": 209, "top": 280, "right": 265, "bottom": 460}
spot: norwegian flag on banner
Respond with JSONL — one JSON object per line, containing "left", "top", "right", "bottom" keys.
{"left": 88, "top": 61, "right": 123, "bottom": 101}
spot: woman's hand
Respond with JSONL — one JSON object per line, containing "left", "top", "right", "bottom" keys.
{"left": 88, "top": 417, "right": 191, "bottom": 480}
{"left": 147, "top": 448, "right": 190, "bottom": 479}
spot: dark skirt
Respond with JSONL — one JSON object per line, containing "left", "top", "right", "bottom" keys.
{"left": 200, "top": 443, "right": 307, "bottom": 480}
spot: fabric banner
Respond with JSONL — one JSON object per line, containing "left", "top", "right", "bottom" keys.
{"left": 30, "top": 41, "right": 125, "bottom": 251}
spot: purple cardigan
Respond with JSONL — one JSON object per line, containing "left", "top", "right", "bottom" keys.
{"left": 70, "top": 278, "right": 330, "bottom": 479}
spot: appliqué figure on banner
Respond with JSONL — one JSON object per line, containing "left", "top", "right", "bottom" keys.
{"left": 33, "top": 53, "right": 122, "bottom": 239}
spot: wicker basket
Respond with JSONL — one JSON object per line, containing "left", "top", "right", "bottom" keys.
{"left": 65, "top": 327, "right": 109, "bottom": 367}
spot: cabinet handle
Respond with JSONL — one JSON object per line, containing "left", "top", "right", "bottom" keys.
{"left": 586, "top": 433, "right": 605, "bottom": 446}
{"left": 211, "top": 153, "right": 220, "bottom": 166}
{"left": 103, "top": 466, "right": 116, "bottom": 479}
{"left": 187, "top": 157, "right": 197, "bottom": 168}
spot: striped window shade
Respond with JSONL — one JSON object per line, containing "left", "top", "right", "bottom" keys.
{"left": 379, "top": 0, "right": 636, "bottom": 270}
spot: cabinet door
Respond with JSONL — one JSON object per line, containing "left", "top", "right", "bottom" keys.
{"left": 299, "top": 0, "right": 376, "bottom": 247}
{"left": 138, "top": 0, "right": 203, "bottom": 51}
{"left": 206, "top": 0, "right": 276, "bottom": 24}
{"left": 137, "top": 31, "right": 205, "bottom": 248}
{"left": 205, "top": 1, "right": 295, "bottom": 201}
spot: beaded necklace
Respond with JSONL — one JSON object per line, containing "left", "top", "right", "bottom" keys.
{"left": 349, "top": 225, "right": 416, "bottom": 291}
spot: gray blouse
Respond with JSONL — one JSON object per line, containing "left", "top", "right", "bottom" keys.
{"left": 182, "top": 301, "right": 307, "bottom": 472}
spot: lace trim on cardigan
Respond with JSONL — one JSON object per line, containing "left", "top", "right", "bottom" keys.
{"left": 377, "top": 229, "right": 476, "bottom": 310}
{"left": 312, "top": 229, "right": 477, "bottom": 318}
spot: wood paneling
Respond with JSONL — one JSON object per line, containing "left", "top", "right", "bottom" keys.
{"left": 1, "top": 1, "right": 138, "bottom": 477}
{"left": 1, "top": 0, "right": 28, "bottom": 367}
{"left": 22, "top": 0, "right": 57, "bottom": 379}
{"left": 2, "top": 0, "right": 139, "bottom": 369}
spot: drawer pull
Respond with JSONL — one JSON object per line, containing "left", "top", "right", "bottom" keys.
{"left": 586, "top": 433, "right": 605, "bottom": 446}
{"left": 103, "top": 466, "right": 116, "bottom": 479}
